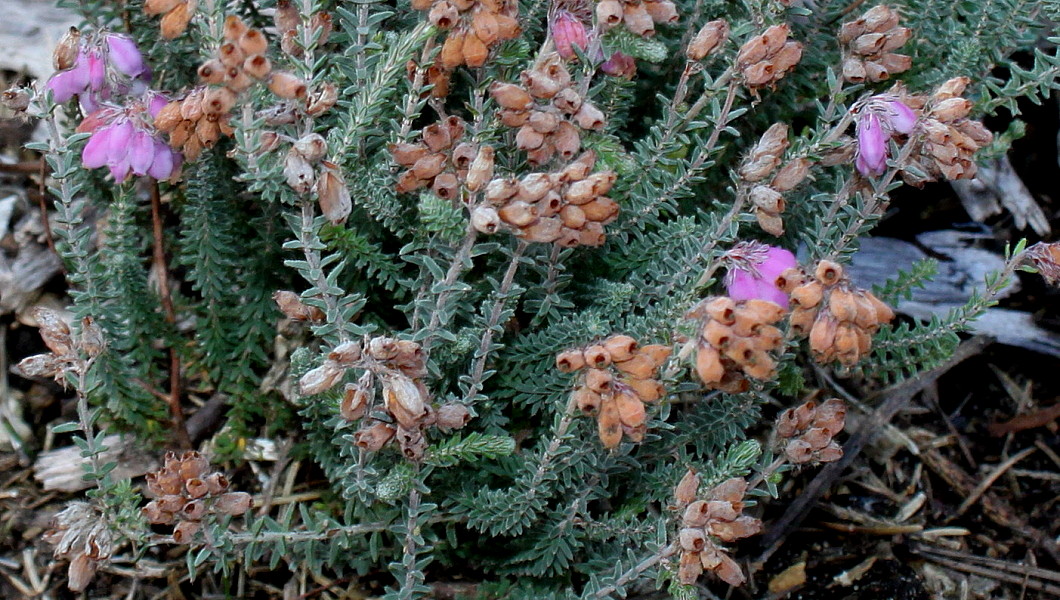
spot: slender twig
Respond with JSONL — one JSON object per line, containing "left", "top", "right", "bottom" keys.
{"left": 421, "top": 224, "right": 478, "bottom": 354}
{"left": 590, "top": 543, "right": 679, "bottom": 599}
{"left": 35, "top": 158, "right": 61, "bottom": 272}
{"left": 463, "top": 241, "right": 528, "bottom": 404}
{"left": 150, "top": 182, "right": 191, "bottom": 449}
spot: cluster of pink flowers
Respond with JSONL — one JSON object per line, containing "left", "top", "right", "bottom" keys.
{"left": 854, "top": 96, "right": 917, "bottom": 177}
{"left": 47, "top": 33, "right": 151, "bottom": 112}
{"left": 549, "top": 10, "right": 636, "bottom": 78}
{"left": 78, "top": 93, "right": 182, "bottom": 183}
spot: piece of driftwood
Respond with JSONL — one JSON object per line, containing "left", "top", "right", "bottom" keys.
{"left": 952, "top": 156, "right": 1051, "bottom": 236}
{"left": 849, "top": 232, "right": 1060, "bottom": 358}
{"left": 0, "top": 196, "right": 62, "bottom": 316}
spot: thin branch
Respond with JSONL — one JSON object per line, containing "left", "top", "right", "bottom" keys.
{"left": 150, "top": 181, "right": 191, "bottom": 449}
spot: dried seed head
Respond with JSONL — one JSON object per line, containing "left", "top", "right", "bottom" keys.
{"left": 215, "top": 491, "right": 252, "bottom": 515}
{"left": 687, "top": 19, "right": 729, "bottom": 60}
{"left": 383, "top": 373, "right": 428, "bottom": 428}
{"left": 299, "top": 361, "right": 344, "bottom": 395}
{"left": 268, "top": 71, "right": 308, "bottom": 100}
{"left": 435, "top": 403, "right": 471, "bottom": 429}
{"left": 316, "top": 162, "right": 352, "bottom": 224}
{"left": 355, "top": 421, "right": 396, "bottom": 451}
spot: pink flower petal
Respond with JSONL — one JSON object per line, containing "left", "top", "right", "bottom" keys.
{"left": 109, "top": 161, "right": 131, "bottom": 183}
{"left": 758, "top": 247, "right": 797, "bottom": 282}
{"left": 726, "top": 270, "right": 758, "bottom": 302}
{"left": 147, "top": 142, "right": 174, "bottom": 180}
{"left": 551, "top": 12, "right": 588, "bottom": 60}
{"left": 105, "top": 34, "right": 146, "bottom": 78}
{"left": 128, "top": 130, "right": 156, "bottom": 176}
{"left": 81, "top": 127, "right": 112, "bottom": 169}
{"left": 105, "top": 121, "right": 134, "bottom": 166}
{"left": 856, "top": 113, "right": 887, "bottom": 176}
{"left": 87, "top": 51, "right": 106, "bottom": 91}
{"left": 887, "top": 100, "right": 917, "bottom": 135}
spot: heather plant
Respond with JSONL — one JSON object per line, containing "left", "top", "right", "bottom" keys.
{"left": 11, "top": 0, "right": 1060, "bottom": 597}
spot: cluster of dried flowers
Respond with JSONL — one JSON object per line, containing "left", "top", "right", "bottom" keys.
{"left": 596, "top": 0, "right": 678, "bottom": 38}
{"left": 284, "top": 133, "right": 351, "bottom": 222}
{"left": 44, "top": 502, "right": 114, "bottom": 592}
{"left": 840, "top": 5, "right": 912, "bottom": 83}
{"left": 556, "top": 335, "right": 670, "bottom": 448}
{"left": 738, "top": 123, "right": 810, "bottom": 236}
{"left": 143, "top": 0, "right": 197, "bottom": 39}
{"left": 781, "top": 259, "right": 894, "bottom": 366}
{"left": 391, "top": 116, "right": 477, "bottom": 198}
{"left": 15, "top": 308, "right": 102, "bottom": 380}
{"left": 775, "top": 398, "right": 846, "bottom": 464}
{"left": 674, "top": 472, "right": 761, "bottom": 586}
{"left": 490, "top": 55, "right": 606, "bottom": 165}
{"left": 300, "top": 337, "right": 470, "bottom": 460}
{"left": 736, "top": 24, "right": 803, "bottom": 90}
{"left": 686, "top": 19, "right": 729, "bottom": 61}
{"left": 904, "top": 78, "right": 993, "bottom": 182}
{"left": 155, "top": 17, "right": 306, "bottom": 161}
{"left": 687, "top": 297, "right": 786, "bottom": 392}
{"left": 420, "top": 0, "right": 520, "bottom": 70}
{"left": 477, "top": 151, "right": 618, "bottom": 246}
{"left": 47, "top": 28, "right": 150, "bottom": 112}
{"left": 141, "top": 451, "right": 252, "bottom": 544}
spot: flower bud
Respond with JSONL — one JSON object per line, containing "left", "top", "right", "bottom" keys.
{"left": 354, "top": 421, "right": 396, "bottom": 451}
{"left": 340, "top": 384, "right": 369, "bottom": 421}
{"left": 284, "top": 147, "right": 315, "bottom": 194}
{"left": 268, "top": 71, "right": 308, "bottom": 100}
{"left": 306, "top": 82, "right": 338, "bottom": 116}
{"left": 435, "top": 403, "right": 471, "bottom": 429}
{"left": 551, "top": 11, "right": 589, "bottom": 60}
{"left": 687, "top": 19, "right": 729, "bottom": 60}
{"left": 383, "top": 373, "right": 428, "bottom": 428}
{"left": 299, "top": 360, "right": 344, "bottom": 395}
{"left": 471, "top": 205, "right": 501, "bottom": 234}
{"left": 215, "top": 491, "right": 252, "bottom": 515}
{"left": 172, "top": 520, "right": 201, "bottom": 544}
{"left": 316, "top": 162, "right": 352, "bottom": 224}
{"left": 34, "top": 307, "right": 73, "bottom": 357}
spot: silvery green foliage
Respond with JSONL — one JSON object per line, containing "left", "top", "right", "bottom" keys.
{"left": 36, "top": 0, "right": 1055, "bottom": 596}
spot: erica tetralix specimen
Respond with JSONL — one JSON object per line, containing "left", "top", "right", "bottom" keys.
{"left": 674, "top": 475, "right": 761, "bottom": 587}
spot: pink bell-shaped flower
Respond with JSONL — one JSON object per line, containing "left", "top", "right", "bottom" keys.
{"left": 724, "top": 242, "right": 798, "bottom": 307}
{"left": 550, "top": 11, "right": 589, "bottom": 60}
{"left": 855, "top": 113, "right": 887, "bottom": 177}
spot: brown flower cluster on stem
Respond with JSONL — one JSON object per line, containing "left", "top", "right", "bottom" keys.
{"left": 417, "top": 0, "right": 520, "bottom": 70}
{"left": 736, "top": 24, "right": 803, "bottom": 90}
{"left": 737, "top": 123, "right": 811, "bottom": 236}
{"left": 142, "top": 451, "right": 252, "bottom": 544}
{"left": 155, "top": 16, "right": 310, "bottom": 161}
{"left": 556, "top": 335, "right": 671, "bottom": 449}
{"left": 390, "top": 116, "right": 476, "bottom": 199}
{"left": 596, "top": 0, "right": 678, "bottom": 38}
{"left": 299, "top": 337, "right": 470, "bottom": 460}
{"left": 490, "top": 54, "right": 606, "bottom": 166}
{"left": 283, "top": 133, "right": 351, "bottom": 222}
{"left": 143, "top": 0, "right": 197, "bottom": 39}
{"left": 780, "top": 259, "right": 895, "bottom": 366}
{"left": 674, "top": 474, "right": 761, "bottom": 587}
{"left": 15, "top": 308, "right": 102, "bottom": 380}
{"left": 43, "top": 502, "right": 114, "bottom": 592}
{"left": 1025, "top": 241, "right": 1060, "bottom": 286}
{"left": 901, "top": 78, "right": 993, "bottom": 183}
{"left": 687, "top": 297, "right": 786, "bottom": 392}
{"left": 477, "top": 151, "right": 617, "bottom": 246}
{"left": 776, "top": 398, "right": 846, "bottom": 464}
{"left": 840, "top": 5, "right": 912, "bottom": 83}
